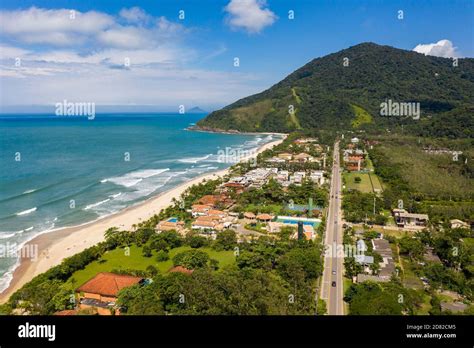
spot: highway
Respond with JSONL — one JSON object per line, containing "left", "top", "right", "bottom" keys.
{"left": 320, "top": 141, "right": 344, "bottom": 315}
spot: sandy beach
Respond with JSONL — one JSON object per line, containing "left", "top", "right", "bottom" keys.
{"left": 0, "top": 136, "right": 285, "bottom": 303}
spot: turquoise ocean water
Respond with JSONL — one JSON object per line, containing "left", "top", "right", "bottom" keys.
{"left": 0, "top": 113, "right": 279, "bottom": 291}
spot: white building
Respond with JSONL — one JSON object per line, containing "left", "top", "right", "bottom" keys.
{"left": 309, "top": 170, "right": 325, "bottom": 185}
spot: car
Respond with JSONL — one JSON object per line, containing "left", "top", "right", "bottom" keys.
{"left": 331, "top": 281, "right": 337, "bottom": 287}
{"left": 332, "top": 270, "right": 336, "bottom": 275}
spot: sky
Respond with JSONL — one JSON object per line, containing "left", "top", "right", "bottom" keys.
{"left": 0, "top": 0, "right": 473, "bottom": 112}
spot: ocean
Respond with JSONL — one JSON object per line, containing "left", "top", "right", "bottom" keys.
{"left": 0, "top": 113, "right": 279, "bottom": 291}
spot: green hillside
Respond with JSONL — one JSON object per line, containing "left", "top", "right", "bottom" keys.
{"left": 198, "top": 43, "right": 474, "bottom": 137}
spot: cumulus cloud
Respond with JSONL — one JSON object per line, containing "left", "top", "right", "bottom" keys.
{"left": 0, "top": 6, "right": 266, "bottom": 107}
{"left": 119, "top": 7, "right": 151, "bottom": 23}
{"left": 0, "top": 7, "right": 114, "bottom": 45}
{"left": 0, "top": 7, "right": 184, "bottom": 49}
{"left": 224, "top": 0, "right": 277, "bottom": 33}
{"left": 413, "top": 39, "right": 461, "bottom": 58}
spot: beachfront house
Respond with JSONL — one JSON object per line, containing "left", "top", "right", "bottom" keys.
{"left": 191, "top": 204, "right": 211, "bottom": 217}
{"left": 76, "top": 272, "right": 144, "bottom": 315}
{"left": 191, "top": 216, "right": 218, "bottom": 231}
{"left": 277, "top": 153, "right": 293, "bottom": 161}
{"left": 155, "top": 219, "right": 184, "bottom": 234}
{"left": 293, "top": 153, "right": 313, "bottom": 163}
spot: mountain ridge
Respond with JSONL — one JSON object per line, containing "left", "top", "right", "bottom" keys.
{"left": 197, "top": 42, "right": 474, "bottom": 138}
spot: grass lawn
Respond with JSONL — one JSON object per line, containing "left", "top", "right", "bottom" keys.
{"left": 343, "top": 172, "right": 373, "bottom": 193}
{"left": 64, "top": 245, "right": 235, "bottom": 290}
{"left": 244, "top": 222, "right": 268, "bottom": 233}
{"left": 400, "top": 256, "right": 423, "bottom": 289}
{"left": 369, "top": 173, "right": 383, "bottom": 192}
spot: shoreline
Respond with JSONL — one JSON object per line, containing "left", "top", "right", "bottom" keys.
{"left": 0, "top": 136, "right": 286, "bottom": 303}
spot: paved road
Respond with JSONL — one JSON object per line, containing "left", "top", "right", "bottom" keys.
{"left": 320, "top": 141, "right": 344, "bottom": 315}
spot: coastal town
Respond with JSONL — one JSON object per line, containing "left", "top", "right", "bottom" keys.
{"left": 2, "top": 131, "right": 471, "bottom": 318}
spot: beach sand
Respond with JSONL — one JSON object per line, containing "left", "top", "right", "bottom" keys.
{"left": 0, "top": 136, "right": 285, "bottom": 303}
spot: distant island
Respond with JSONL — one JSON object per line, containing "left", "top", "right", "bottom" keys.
{"left": 187, "top": 106, "right": 207, "bottom": 114}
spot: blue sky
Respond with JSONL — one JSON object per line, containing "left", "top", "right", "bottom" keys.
{"left": 0, "top": 0, "right": 472, "bottom": 111}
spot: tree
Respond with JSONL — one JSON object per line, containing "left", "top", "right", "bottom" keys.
{"left": 117, "top": 283, "right": 165, "bottom": 315}
{"left": 236, "top": 250, "right": 271, "bottom": 270}
{"left": 156, "top": 250, "right": 170, "bottom": 262}
{"left": 173, "top": 250, "right": 210, "bottom": 269}
{"left": 398, "top": 236, "right": 425, "bottom": 260}
{"left": 146, "top": 265, "right": 159, "bottom": 277}
{"left": 214, "top": 230, "right": 237, "bottom": 250}
{"left": 277, "top": 247, "right": 323, "bottom": 283}
{"left": 317, "top": 299, "right": 327, "bottom": 315}
{"left": 142, "top": 245, "right": 152, "bottom": 258}
{"left": 186, "top": 234, "right": 209, "bottom": 248}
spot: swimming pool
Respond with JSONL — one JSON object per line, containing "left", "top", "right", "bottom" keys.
{"left": 167, "top": 217, "right": 178, "bottom": 223}
{"left": 276, "top": 216, "right": 321, "bottom": 227}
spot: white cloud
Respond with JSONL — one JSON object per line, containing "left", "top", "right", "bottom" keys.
{"left": 97, "top": 26, "right": 154, "bottom": 49}
{"left": 119, "top": 7, "right": 151, "bottom": 23}
{"left": 0, "top": 45, "right": 31, "bottom": 59}
{"left": 0, "top": 7, "right": 114, "bottom": 45}
{"left": 0, "top": 6, "right": 268, "bottom": 107}
{"left": 0, "top": 7, "right": 184, "bottom": 49}
{"left": 413, "top": 39, "right": 461, "bottom": 58}
{"left": 224, "top": 0, "right": 277, "bottom": 33}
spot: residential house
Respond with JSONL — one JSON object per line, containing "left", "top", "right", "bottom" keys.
{"left": 76, "top": 273, "right": 143, "bottom": 315}
{"left": 155, "top": 220, "right": 184, "bottom": 233}
{"left": 191, "top": 204, "right": 211, "bottom": 217}
{"left": 277, "top": 153, "right": 293, "bottom": 161}
{"left": 293, "top": 153, "right": 313, "bottom": 163}
{"left": 372, "top": 238, "right": 396, "bottom": 279}
{"left": 393, "top": 209, "right": 429, "bottom": 228}
{"left": 244, "top": 212, "right": 256, "bottom": 221}
{"left": 192, "top": 216, "right": 218, "bottom": 231}
{"left": 309, "top": 170, "right": 325, "bottom": 185}
{"left": 256, "top": 213, "right": 273, "bottom": 222}
{"left": 450, "top": 219, "right": 470, "bottom": 229}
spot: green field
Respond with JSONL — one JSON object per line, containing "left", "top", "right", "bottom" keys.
{"left": 344, "top": 172, "right": 373, "bottom": 193}
{"left": 64, "top": 245, "right": 235, "bottom": 290}
{"left": 371, "top": 138, "right": 474, "bottom": 200}
{"left": 369, "top": 173, "right": 383, "bottom": 192}
{"left": 344, "top": 171, "right": 383, "bottom": 195}
{"left": 400, "top": 256, "right": 423, "bottom": 289}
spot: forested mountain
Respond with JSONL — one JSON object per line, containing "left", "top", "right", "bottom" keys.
{"left": 197, "top": 43, "right": 474, "bottom": 137}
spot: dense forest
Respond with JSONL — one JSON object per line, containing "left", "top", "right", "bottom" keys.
{"left": 197, "top": 43, "right": 474, "bottom": 138}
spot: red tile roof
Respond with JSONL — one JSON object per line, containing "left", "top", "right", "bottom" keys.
{"left": 76, "top": 272, "right": 143, "bottom": 297}
{"left": 169, "top": 266, "right": 194, "bottom": 275}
